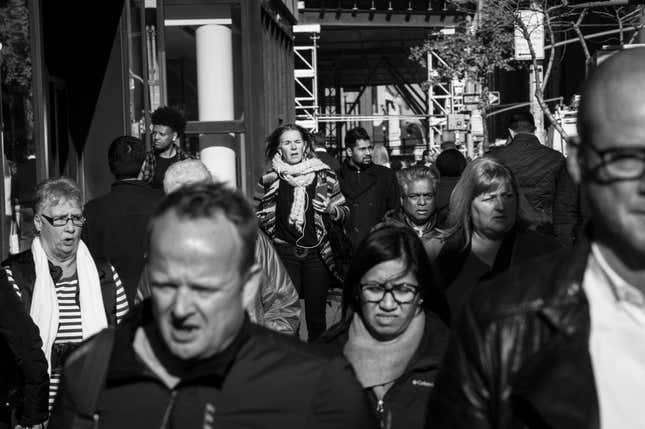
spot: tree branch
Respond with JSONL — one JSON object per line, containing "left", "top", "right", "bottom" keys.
{"left": 616, "top": 7, "right": 625, "bottom": 44}
{"left": 515, "top": 10, "right": 568, "bottom": 140}
{"left": 573, "top": 8, "right": 591, "bottom": 64}
{"left": 542, "top": 7, "right": 557, "bottom": 92}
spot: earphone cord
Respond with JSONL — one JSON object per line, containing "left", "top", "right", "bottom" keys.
{"left": 295, "top": 191, "right": 324, "bottom": 249}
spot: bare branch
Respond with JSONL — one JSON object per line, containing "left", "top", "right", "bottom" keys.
{"left": 542, "top": 12, "right": 556, "bottom": 91}
{"left": 616, "top": 7, "right": 625, "bottom": 44}
{"left": 573, "top": 9, "right": 591, "bottom": 64}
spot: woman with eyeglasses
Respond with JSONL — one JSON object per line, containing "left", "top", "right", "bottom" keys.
{"left": 425, "top": 157, "right": 562, "bottom": 320}
{"left": 2, "top": 177, "right": 129, "bottom": 413}
{"left": 318, "top": 226, "right": 450, "bottom": 429}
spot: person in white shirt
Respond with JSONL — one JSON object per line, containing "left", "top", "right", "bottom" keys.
{"left": 425, "top": 47, "right": 645, "bottom": 429}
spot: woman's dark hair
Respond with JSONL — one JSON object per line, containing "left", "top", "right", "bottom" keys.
{"left": 335, "top": 226, "right": 450, "bottom": 330}
{"left": 264, "top": 123, "right": 313, "bottom": 162}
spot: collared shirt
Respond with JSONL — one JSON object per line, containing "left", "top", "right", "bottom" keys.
{"left": 584, "top": 243, "right": 645, "bottom": 429}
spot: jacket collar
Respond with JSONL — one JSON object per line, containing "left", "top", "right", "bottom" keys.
{"left": 512, "top": 231, "right": 599, "bottom": 428}
{"left": 403, "top": 312, "right": 450, "bottom": 372}
{"left": 383, "top": 209, "right": 437, "bottom": 237}
{"left": 106, "top": 300, "right": 251, "bottom": 385}
{"left": 111, "top": 179, "right": 153, "bottom": 190}
{"left": 342, "top": 158, "right": 374, "bottom": 174}
{"left": 509, "top": 132, "right": 541, "bottom": 147}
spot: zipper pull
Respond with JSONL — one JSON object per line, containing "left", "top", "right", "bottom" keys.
{"left": 376, "top": 398, "right": 384, "bottom": 414}
{"left": 160, "top": 390, "right": 178, "bottom": 429}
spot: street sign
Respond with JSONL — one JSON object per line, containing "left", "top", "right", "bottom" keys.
{"left": 488, "top": 91, "right": 501, "bottom": 105}
{"left": 447, "top": 114, "right": 469, "bottom": 131}
{"left": 470, "top": 111, "right": 484, "bottom": 136}
{"left": 463, "top": 94, "right": 480, "bottom": 104}
{"left": 514, "top": 9, "right": 545, "bottom": 60}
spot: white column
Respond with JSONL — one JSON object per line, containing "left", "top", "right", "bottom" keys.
{"left": 196, "top": 24, "right": 236, "bottom": 187}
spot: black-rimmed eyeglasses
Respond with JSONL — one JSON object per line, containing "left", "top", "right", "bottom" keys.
{"left": 359, "top": 282, "right": 420, "bottom": 304}
{"left": 40, "top": 214, "right": 86, "bottom": 227}
{"left": 574, "top": 139, "right": 645, "bottom": 182}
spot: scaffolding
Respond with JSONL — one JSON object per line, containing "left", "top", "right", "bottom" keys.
{"left": 426, "top": 49, "right": 456, "bottom": 147}
{"left": 294, "top": 24, "right": 320, "bottom": 131}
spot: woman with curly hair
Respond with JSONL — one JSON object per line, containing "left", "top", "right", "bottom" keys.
{"left": 255, "top": 124, "right": 349, "bottom": 341}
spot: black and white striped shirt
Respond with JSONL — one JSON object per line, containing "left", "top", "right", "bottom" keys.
{"left": 4, "top": 264, "right": 129, "bottom": 409}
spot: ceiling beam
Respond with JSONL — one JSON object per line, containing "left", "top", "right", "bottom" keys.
{"left": 298, "top": 8, "right": 469, "bottom": 27}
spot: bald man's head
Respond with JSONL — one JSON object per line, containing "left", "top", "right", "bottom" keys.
{"left": 163, "top": 159, "right": 213, "bottom": 194}
{"left": 578, "top": 49, "right": 645, "bottom": 148}
{"left": 569, "top": 48, "right": 645, "bottom": 269}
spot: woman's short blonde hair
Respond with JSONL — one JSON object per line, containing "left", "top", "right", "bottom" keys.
{"left": 34, "top": 177, "right": 82, "bottom": 214}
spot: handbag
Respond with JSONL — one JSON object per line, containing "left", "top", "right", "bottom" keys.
{"left": 322, "top": 214, "right": 352, "bottom": 281}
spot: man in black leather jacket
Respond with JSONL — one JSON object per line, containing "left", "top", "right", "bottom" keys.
{"left": 426, "top": 48, "right": 645, "bottom": 429}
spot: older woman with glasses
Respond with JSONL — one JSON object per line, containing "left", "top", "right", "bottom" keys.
{"left": 2, "top": 177, "right": 129, "bottom": 412}
{"left": 319, "top": 226, "right": 450, "bottom": 429}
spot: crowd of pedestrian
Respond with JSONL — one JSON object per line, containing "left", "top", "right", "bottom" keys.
{"left": 0, "top": 48, "right": 644, "bottom": 429}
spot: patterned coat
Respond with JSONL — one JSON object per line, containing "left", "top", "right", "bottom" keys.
{"left": 254, "top": 168, "right": 349, "bottom": 280}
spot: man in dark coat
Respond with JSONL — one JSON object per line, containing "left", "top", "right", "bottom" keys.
{"left": 0, "top": 270, "right": 48, "bottom": 429}
{"left": 82, "top": 136, "right": 163, "bottom": 304}
{"left": 491, "top": 111, "right": 578, "bottom": 246}
{"left": 426, "top": 47, "right": 645, "bottom": 429}
{"left": 50, "top": 184, "right": 375, "bottom": 429}
{"left": 339, "top": 126, "right": 400, "bottom": 249}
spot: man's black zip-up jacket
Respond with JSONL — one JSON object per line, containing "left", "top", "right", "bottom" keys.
{"left": 49, "top": 302, "right": 377, "bottom": 429}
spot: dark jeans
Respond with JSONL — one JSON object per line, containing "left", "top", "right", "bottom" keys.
{"left": 274, "top": 242, "right": 330, "bottom": 341}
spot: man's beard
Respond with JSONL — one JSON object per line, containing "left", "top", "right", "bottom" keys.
{"left": 359, "top": 157, "right": 372, "bottom": 166}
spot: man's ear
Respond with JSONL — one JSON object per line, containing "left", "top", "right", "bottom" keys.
{"left": 172, "top": 131, "right": 178, "bottom": 142}
{"left": 241, "top": 263, "right": 262, "bottom": 310}
{"left": 566, "top": 137, "right": 582, "bottom": 185}
{"left": 34, "top": 213, "right": 42, "bottom": 234}
{"left": 346, "top": 147, "right": 353, "bottom": 158}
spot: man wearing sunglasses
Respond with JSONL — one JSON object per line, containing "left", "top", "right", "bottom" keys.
{"left": 427, "top": 48, "right": 645, "bottom": 428}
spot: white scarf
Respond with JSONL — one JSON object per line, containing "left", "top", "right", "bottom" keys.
{"left": 271, "top": 154, "right": 328, "bottom": 233}
{"left": 30, "top": 237, "right": 108, "bottom": 374}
